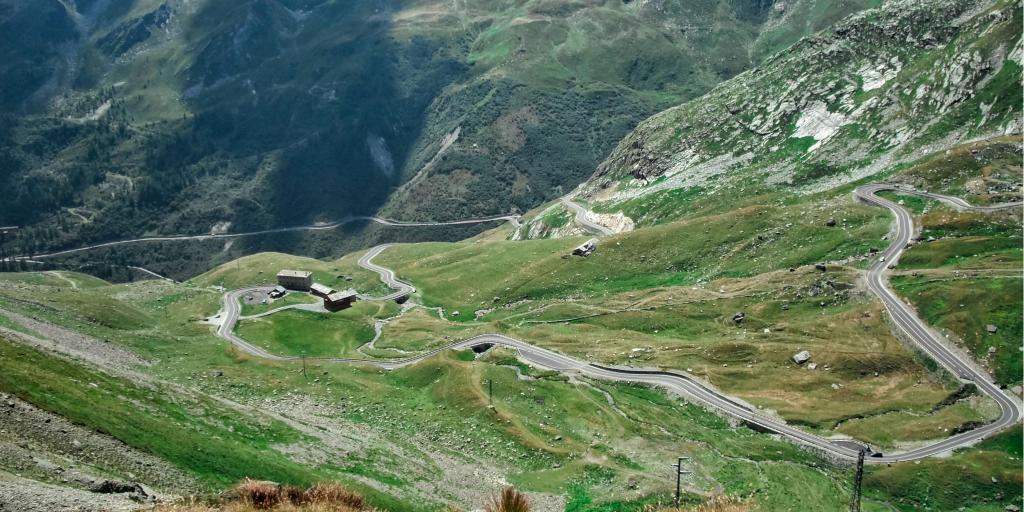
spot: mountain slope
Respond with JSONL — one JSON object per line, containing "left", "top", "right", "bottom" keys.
{"left": 0, "top": 0, "right": 878, "bottom": 262}
{"left": 568, "top": 0, "right": 1020, "bottom": 222}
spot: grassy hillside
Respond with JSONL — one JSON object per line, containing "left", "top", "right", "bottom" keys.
{"left": 549, "top": 0, "right": 1021, "bottom": 236}
{"left": 0, "top": 272, "right": 862, "bottom": 511}
{"left": 0, "top": 255, "right": 1019, "bottom": 510}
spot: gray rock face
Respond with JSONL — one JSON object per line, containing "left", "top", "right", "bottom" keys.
{"left": 583, "top": 0, "right": 1022, "bottom": 218}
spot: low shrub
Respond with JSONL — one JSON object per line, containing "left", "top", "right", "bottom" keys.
{"left": 484, "top": 487, "right": 530, "bottom": 512}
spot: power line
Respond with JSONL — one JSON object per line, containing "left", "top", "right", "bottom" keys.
{"left": 851, "top": 449, "right": 866, "bottom": 512}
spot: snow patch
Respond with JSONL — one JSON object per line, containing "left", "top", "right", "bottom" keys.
{"left": 1010, "top": 38, "right": 1024, "bottom": 65}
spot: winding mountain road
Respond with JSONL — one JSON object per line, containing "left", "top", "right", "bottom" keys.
{"left": 852, "top": 183, "right": 1022, "bottom": 458}
{"left": 561, "top": 197, "right": 616, "bottom": 236}
{"left": 12, "top": 214, "right": 521, "bottom": 261}
{"left": 213, "top": 184, "right": 1021, "bottom": 464}
{"left": 356, "top": 244, "right": 415, "bottom": 301}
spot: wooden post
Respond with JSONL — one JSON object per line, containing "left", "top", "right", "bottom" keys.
{"left": 671, "top": 456, "right": 691, "bottom": 508}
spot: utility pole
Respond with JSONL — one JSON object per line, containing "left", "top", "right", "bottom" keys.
{"left": 671, "top": 456, "right": 691, "bottom": 508}
{"left": 850, "top": 449, "right": 866, "bottom": 512}
{"left": 301, "top": 352, "right": 308, "bottom": 380}
{"left": 487, "top": 379, "right": 493, "bottom": 404}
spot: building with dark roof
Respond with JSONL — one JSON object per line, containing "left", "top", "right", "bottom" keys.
{"left": 325, "top": 290, "right": 358, "bottom": 311}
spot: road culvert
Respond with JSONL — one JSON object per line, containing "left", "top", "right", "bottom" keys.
{"left": 471, "top": 343, "right": 495, "bottom": 354}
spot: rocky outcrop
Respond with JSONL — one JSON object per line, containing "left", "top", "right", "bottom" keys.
{"left": 584, "top": 0, "right": 1021, "bottom": 207}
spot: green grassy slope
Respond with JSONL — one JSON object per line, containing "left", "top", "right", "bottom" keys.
{"left": 864, "top": 427, "right": 1023, "bottom": 511}
{"left": 0, "top": 240, "right": 1019, "bottom": 510}
{"left": 236, "top": 303, "right": 397, "bottom": 358}
{"left": 377, "top": 193, "right": 889, "bottom": 314}
{"left": 0, "top": 271, "right": 867, "bottom": 510}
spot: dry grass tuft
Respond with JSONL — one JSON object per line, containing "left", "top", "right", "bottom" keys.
{"left": 649, "top": 495, "right": 753, "bottom": 512}
{"left": 484, "top": 487, "right": 530, "bottom": 512}
{"left": 304, "top": 482, "right": 366, "bottom": 509}
{"left": 236, "top": 479, "right": 284, "bottom": 509}
{"left": 155, "top": 479, "right": 372, "bottom": 511}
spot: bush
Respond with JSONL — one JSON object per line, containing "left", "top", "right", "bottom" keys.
{"left": 235, "top": 479, "right": 283, "bottom": 509}
{"left": 484, "top": 487, "right": 530, "bottom": 512}
{"left": 304, "top": 482, "right": 366, "bottom": 509}
{"left": 177, "top": 479, "right": 371, "bottom": 511}
{"left": 649, "top": 495, "right": 753, "bottom": 512}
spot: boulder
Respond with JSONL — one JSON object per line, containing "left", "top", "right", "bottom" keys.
{"left": 792, "top": 350, "right": 811, "bottom": 364}
{"left": 986, "top": 324, "right": 998, "bottom": 334}
{"left": 826, "top": 219, "right": 837, "bottom": 227}
{"left": 89, "top": 480, "right": 146, "bottom": 496}
{"left": 572, "top": 239, "right": 599, "bottom": 257}
{"left": 732, "top": 312, "right": 746, "bottom": 324}
{"left": 814, "top": 263, "right": 827, "bottom": 272}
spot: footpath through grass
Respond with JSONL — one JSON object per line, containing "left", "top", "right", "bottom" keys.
{"left": 240, "top": 292, "right": 320, "bottom": 316}
{"left": 235, "top": 302, "right": 395, "bottom": 358}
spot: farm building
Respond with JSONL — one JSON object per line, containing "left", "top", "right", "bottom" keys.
{"left": 310, "top": 283, "right": 336, "bottom": 298}
{"left": 268, "top": 285, "right": 287, "bottom": 298}
{"left": 277, "top": 270, "right": 313, "bottom": 291}
{"left": 325, "top": 290, "right": 358, "bottom": 311}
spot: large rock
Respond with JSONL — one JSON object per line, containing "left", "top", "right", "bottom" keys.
{"left": 792, "top": 351, "right": 811, "bottom": 364}
{"left": 89, "top": 480, "right": 146, "bottom": 496}
{"left": 572, "top": 238, "right": 599, "bottom": 257}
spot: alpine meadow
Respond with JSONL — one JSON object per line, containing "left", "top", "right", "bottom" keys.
{"left": 0, "top": 1, "right": 1020, "bottom": 511}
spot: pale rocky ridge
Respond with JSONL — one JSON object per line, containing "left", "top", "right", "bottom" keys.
{"left": 577, "top": 0, "right": 1021, "bottom": 210}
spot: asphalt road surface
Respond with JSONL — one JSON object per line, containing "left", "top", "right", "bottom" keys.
{"left": 12, "top": 214, "right": 521, "bottom": 261}
{"left": 561, "top": 197, "right": 616, "bottom": 236}
{"left": 356, "top": 244, "right": 415, "bottom": 301}
{"left": 212, "top": 184, "right": 1021, "bottom": 464}
{"left": 852, "top": 183, "right": 1022, "bottom": 460}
